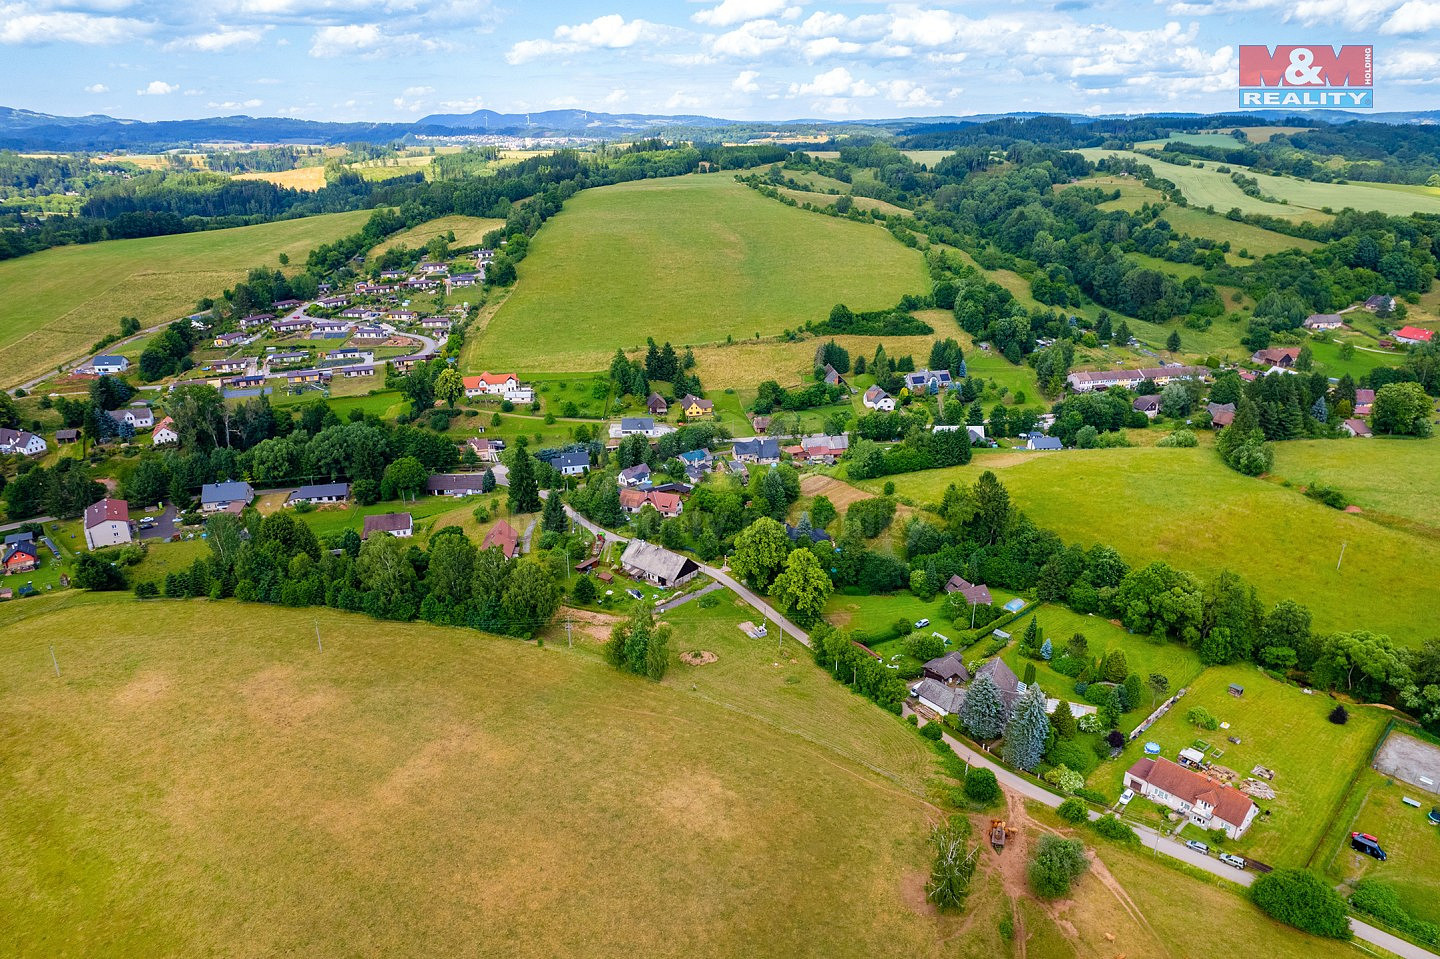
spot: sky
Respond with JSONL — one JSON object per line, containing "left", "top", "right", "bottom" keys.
{"left": 2, "top": 0, "right": 1438, "bottom": 122}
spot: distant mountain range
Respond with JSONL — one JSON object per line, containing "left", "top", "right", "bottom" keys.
{"left": 4, "top": 104, "right": 1440, "bottom": 150}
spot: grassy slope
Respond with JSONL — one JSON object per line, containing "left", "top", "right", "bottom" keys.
{"left": 1079, "top": 148, "right": 1440, "bottom": 219}
{"left": 473, "top": 173, "right": 928, "bottom": 373}
{"left": 369, "top": 214, "right": 506, "bottom": 256}
{"left": 0, "top": 209, "right": 373, "bottom": 388}
{"left": 1270, "top": 437, "right": 1440, "bottom": 535}
{"left": 0, "top": 592, "right": 952, "bottom": 959}
{"left": 867, "top": 446, "right": 1440, "bottom": 644}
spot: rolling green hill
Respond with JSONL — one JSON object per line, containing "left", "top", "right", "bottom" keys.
{"left": 471, "top": 173, "right": 928, "bottom": 373}
{"left": 0, "top": 210, "right": 373, "bottom": 388}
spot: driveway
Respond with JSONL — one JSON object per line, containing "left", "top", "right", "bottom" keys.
{"left": 136, "top": 504, "right": 178, "bottom": 541}
{"left": 657, "top": 581, "right": 723, "bottom": 613}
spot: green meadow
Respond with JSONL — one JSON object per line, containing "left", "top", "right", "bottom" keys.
{"left": 474, "top": 173, "right": 928, "bottom": 373}
{"left": 0, "top": 209, "right": 373, "bottom": 388}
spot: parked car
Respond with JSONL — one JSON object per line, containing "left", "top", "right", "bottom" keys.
{"left": 914, "top": 618, "right": 930, "bottom": 629}
{"left": 1351, "top": 832, "right": 1387, "bottom": 861}
{"left": 1184, "top": 840, "right": 1210, "bottom": 855}
{"left": 1118, "top": 789, "right": 1134, "bottom": 806}
{"left": 1218, "top": 853, "right": 1246, "bottom": 869}
{"left": 625, "top": 588, "right": 643, "bottom": 601}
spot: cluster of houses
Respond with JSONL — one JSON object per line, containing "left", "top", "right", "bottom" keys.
{"left": 1065, "top": 365, "right": 1210, "bottom": 394}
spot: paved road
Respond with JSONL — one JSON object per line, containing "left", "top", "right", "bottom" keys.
{"left": 904, "top": 706, "right": 1438, "bottom": 959}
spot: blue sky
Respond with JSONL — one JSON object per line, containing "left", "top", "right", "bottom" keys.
{"left": 2, "top": 0, "right": 1437, "bottom": 122}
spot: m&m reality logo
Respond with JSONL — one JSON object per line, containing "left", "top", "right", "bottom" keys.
{"left": 1238, "top": 45, "right": 1373, "bottom": 109}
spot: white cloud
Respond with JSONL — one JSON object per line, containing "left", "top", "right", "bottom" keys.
{"left": 208, "top": 98, "right": 263, "bottom": 109}
{"left": 788, "top": 66, "right": 874, "bottom": 98}
{"left": 802, "top": 36, "right": 861, "bottom": 60}
{"left": 438, "top": 96, "right": 484, "bottom": 112}
{"left": 603, "top": 87, "right": 628, "bottom": 104}
{"left": 0, "top": 8, "right": 148, "bottom": 44}
{"left": 310, "top": 23, "right": 444, "bottom": 58}
{"left": 137, "top": 80, "right": 178, "bottom": 95}
{"left": 693, "top": 0, "right": 796, "bottom": 28}
{"left": 732, "top": 69, "right": 760, "bottom": 93}
{"left": 879, "top": 79, "right": 940, "bottom": 107}
{"left": 85, "top": 83, "right": 109, "bottom": 93}
{"left": 665, "top": 90, "right": 703, "bottom": 110}
{"left": 393, "top": 85, "right": 433, "bottom": 112}
{"left": 1382, "top": 0, "right": 1440, "bottom": 32}
{"left": 166, "top": 26, "right": 269, "bottom": 52}
{"left": 506, "top": 14, "right": 679, "bottom": 64}
{"left": 710, "top": 18, "right": 790, "bottom": 58}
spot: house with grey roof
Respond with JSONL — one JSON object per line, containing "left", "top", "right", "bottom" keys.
{"left": 732, "top": 437, "right": 780, "bottom": 464}
{"left": 923, "top": 651, "right": 971, "bottom": 685}
{"left": 201, "top": 480, "right": 254, "bottom": 513}
{"left": 620, "top": 539, "right": 699, "bottom": 589}
{"left": 912, "top": 678, "right": 967, "bottom": 716}
{"left": 287, "top": 483, "right": 350, "bottom": 506}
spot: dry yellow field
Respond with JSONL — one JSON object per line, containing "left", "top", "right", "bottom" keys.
{"left": 369, "top": 215, "right": 507, "bottom": 256}
{"left": 233, "top": 167, "right": 327, "bottom": 191}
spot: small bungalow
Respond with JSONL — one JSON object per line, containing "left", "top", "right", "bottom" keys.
{"left": 287, "top": 482, "right": 349, "bottom": 506}
{"left": 214, "top": 332, "right": 247, "bottom": 348}
{"left": 610, "top": 417, "right": 672, "bottom": 439}
{"left": 272, "top": 317, "right": 311, "bottom": 334}
{"left": 352, "top": 326, "right": 387, "bottom": 341}
{"left": 427, "top": 474, "right": 487, "bottom": 497}
{"left": 1123, "top": 757, "right": 1258, "bottom": 839}
{"left": 619, "top": 539, "right": 699, "bottom": 588}
{"left": 646, "top": 393, "right": 669, "bottom": 416}
{"left": 338, "top": 364, "right": 375, "bottom": 378}
{"left": 481, "top": 520, "right": 521, "bottom": 559}
{"left": 420, "top": 316, "right": 452, "bottom": 330}
{"left": 1132, "top": 394, "right": 1161, "bottom": 418}
{"left": 286, "top": 368, "right": 332, "bottom": 385}
{"left": 90, "top": 355, "right": 129, "bottom": 375}
{"left": 362, "top": 512, "right": 413, "bottom": 539}
{"left": 1024, "top": 433, "right": 1062, "bottom": 451}
{"left": 2, "top": 540, "right": 38, "bottom": 574}
{"left": 1250, "top": 346, "right": 1302, "bottom": 368}
{"left": 863, "top": 385, "right": 895, "bottom": 411}
{"left": 201, "top": 480, "right": 254, "bottom": 513}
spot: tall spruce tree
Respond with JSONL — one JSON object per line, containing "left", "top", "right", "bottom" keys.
{"left": 960, "top": 674, "right": 1005, "bottom": 741}
{"left": 541, "top": 490, "right": 567, "bottom": 533}
{"left": 1002, "top": 684, "right": 1051, "bottom": 772}
{"left": 506, "top": 441, "right": 542, "bottom": 515}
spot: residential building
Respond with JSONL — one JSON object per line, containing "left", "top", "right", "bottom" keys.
{"left": 272, "top": 317, "right": 311, "bottom": 334}
{"left": 417, "top": 260, "right": 449, "bottom": 274}
{"left": 677, "top": 448, "right": 712, "bottom": 470}
{"left": 482, "top": 520, "right": 520, "bottom": 558}
{"left": 933, "top": 424, "right": 988, "bottom": 445}
{"left": 904, "top": 369, "right": 955, "bottom": 393}
{"left": 646, "top": 393, "right": 668, "bottom": 416}
{"left": 238, "top": 313, "right": 273, "bottom": 330}
{"left": 618, "top": 463, "right": 652, "bottom": 487}
{"left": 1304, "top": 313, "right": 1344, "bottom": 331}
{"left": 463, "top": 372, "right": 520, "bottom": 398}
{"left": 619, "top": 539, "right": 699, "bottom": 588}
{"left": 1393, "top": 325, "right": 1435, "bottom": 345}
{"left": 1207, "top": 402, "right": 1236, "bottom": 428}
{"left": 273, "top": 299, "right": 303, "bottom": 310}
{"left": 1250, "top": 346, "right": 1302, "bottom": 367}
{"left": 338, "top": 365, "right": 375, "bottom": 378}
{"left": 286, "top": 369, "right": 331, "bottom": 385}
{"left": 83, "top": 497, "right": 131, "bottom": 550}
{"left": 610, "top": 417, "right": 673, "bottom": 439}
{"left": 325, "top": 348, "right": 373, "bottom": 364}
{"left": 108, "top": 405, "right": 154, "bottom": 430}
{"left": 1123, "top": 757, "right": 1258, "bottom": 839}
{"left": 90, "top": 355, "right": 129, "bottom": 375}
{"left": 1025, "top": 433, "right": 1062, "bottom": 451}
{"left": 212, "top": 358, "right": 249, "bottom": 374}
{"left": 362, "top": 513, "right": 413, "bottom": 539}
{"left": 547, "top": 449, "right": 590, "bottom": 477}
{"left": 214, "top": 332, "right": 247, "bottom": 348}
{"left": 446, "top": 273, "right": 479, "bottom": 291}
{"left": 352, "top": 326, "right": 387, "bottom": 341}
{"left": 467, "top": 437, "right": 502, "bottom": 462}
{"left": 912, "top": 678, "right": 966, "bottom": 716}
{"left": 1133, "top": 394, "right": 1161, "bottom": 418}
{"left": 427, "top": 474, "right": 487, "bottom": 497}
{"left": 420, "top": 316, "right": 452, "bottom": 330}
{"left": 943, "top": 575, "right": 992, "bottom": 607}
{"left": 863, "top": 385, "right": 895, "bottom": 411}
{"left": 732, "top": 437, "right": 780, "bottom": 464}
{"left": 923, "top": 651, "right": 971, "bottom": 685}
{"left": 1354, "top": 388, "right": 1375, "bottom": 417}
{"left": 287, "top": 483, "right": 349, "bottom": 506}
{"left": 201, "top": 480, "right": 254, "bottom": 513}
{"left": 152, "top": 417, "right": 179, "bottom": 446}
{"left": 974, "top": 658, "right": 1023, "bottom": 713}
{"left": 3, "top": 540, "right": 38, "bottom": 574}
{"left": 1364, "top": 295, "right": 1396, "bottom": 313}
{"left": 620, "top": 488, "right": 683, "bottom": 518}
{"left": 222, "top": 374, "right": 265, "bottom": 390}
{"left": 0, "top": 428, "right": 47, "bottom": 457}
{"left": 679, "top": 394, "right": 714, "bottom": 418}
{"left": 386, "top": 310, "right": 418, "bottom": 323}
{"left": 1065, "top": 365, "right": 1209, "bottom": 393}
{"left": 799, "top": 434, "right": 848, "bottom": 464}
{"left": 1341, "top": 418, "right": 1372, "bottom": 437}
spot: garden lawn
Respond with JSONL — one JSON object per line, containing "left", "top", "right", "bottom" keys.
{"left": 1318, "top": 768, "right": 1440, "bottom": 928}
{"left": 288, "top": 495, "right": 516, "bottom": 542}
{"left": 477, "top": 173, "right": 927, "bottom": 372}
{"left": 0, "top": 209, "right": 373, "bottom": 388}
{"left": 1094, "top": 665, "right": 1387, "bottom": 868}
{"left": 823, "top": 589, "right": 1018, "bottom": 644}
{"left": 0, "top": 592, "right": 950, "bottom": 959}
{"left": 866, "top": 446, "right": 1440, "bottom": 645}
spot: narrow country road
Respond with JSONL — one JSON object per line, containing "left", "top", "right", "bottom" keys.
{"left": 656, "top": 581, "right": 723, "bottom": 613}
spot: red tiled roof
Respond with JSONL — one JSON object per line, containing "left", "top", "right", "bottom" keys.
{"left": 1126, "top": 757, "right": 1255, "bottom": 828}
{"left": 482, "top": 520, "right": 519, "bottom": 558}
{"left": 463, "top": 372, "right": 517, "bottom": 389}
{"left": 84, "top": 497, "right": 129, "bottom": 528}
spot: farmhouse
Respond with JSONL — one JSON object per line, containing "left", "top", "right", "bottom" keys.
{"left": 362, "top": 512, "right": 413, "bottom": 540}
{"left": 1207, "top": 402, "right": 1236, "bottom": 428}
{"left": 732, "top": 437, "right": 780, "bottom": 464}
{"left": 1341, "top": 418, "right": 1373, "bottom": 437}
{"left": 1250, "top": 346, "right": 1301, "bottom": 367}
{"left": 1132, "top": 394, "right": 1161, "bottom": 418}
{"left": 545, "top": 449, "right": 590, "bottom": 477}
{"left": 481, "top": 520, "right": 520, "bottom": 559}
{"left": 863, "top": 385, "right": 895, "bottom": 411}
{"left": 152, "top": 416, "right": 178, "bottom": 445}
{"left": 1123, "top": 757, "right": 1258, "bottom": 839}
{"left": 912, "top": 678, "right": 966, "bottom": 716}
{"left": 798, "top": 434, "right": 849, "bottom": 464}
{"left": 904, "top": 369, "right": 955, "bottom": 393}
{"left": 463, "top": 372, "right": 519, "bottom": 397}
{"left": 287, "top": 483, "right": 349, "bottom": 506}
{"left": 923, "top": 651, "right": 971, "bottom": 685}
{"left": 974, "top": 658, "right": 1023, "bottom": 713}
{"left": 1065, "top": 365, "right": 1208, "bottom": 393}
{"left": 679, "top": 394, "right": 714, "bottom": 418}
{"left": 1364, "top": 295, "right": 1396, "bottom": 313}
{"left": 1393, "top": 325, "right": 1435, "bottom": 345}
{"left": 1304, "top": 313, "right": 1344, "bottom": 331}
{"left": 3, "top": 539, "right": 38, "bottom": 574}
{"left": 647, "top": 393, "right": 668, "bottom": 416}
{"left": 107, "top": 406, "right": 154, "bottom": 432}
{"left": 427, "top": 474, "right": 487, "bottom": 497}
{"left": 0, "top": 428, "right": 47, "bottom": 457}
{"left": 90, "top": 355, "right": 129, "bottom": 375}
{"left": 943, "top": 575, "right": 992, "bottom": 607}
{"left": 618, "top": 463, "right": 652, "bottom": 487}
{"left": 620, "top": 539, "right": 699, "bottom": 588}
{"left": 619, "top": 488, "right": 683, "bottom": 518}
{"left": 201, "top": 480, "right": 254, "bottom": 513}
{"left": 83, "top": 497, "right": 131, "bottom": 550}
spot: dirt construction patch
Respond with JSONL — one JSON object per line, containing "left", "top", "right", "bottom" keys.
{"left": 799, "top": 474, "right": 874, "bottom": 511}
{"left": 1374, "top": 730, "right": 1440, "bottom": 793}
{"left": 680, "top": 650, "right": 718, "bottom": 666}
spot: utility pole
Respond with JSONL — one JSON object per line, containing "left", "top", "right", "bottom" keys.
{"left": 1336, "top": 541, "right": 1347, "bottom": 571}
{"left": 565, "top": 619, "right": 573, "bottom": 649}
{"left": 48, "top": 645, "right": 60, "bottom": 677}
{"left": 315, "top": 620, "right": 322, "bottom": 652}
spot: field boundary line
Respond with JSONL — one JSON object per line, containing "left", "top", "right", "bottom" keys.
{"left": 1304, "top": 719, "right": 1390, "bottom": 869}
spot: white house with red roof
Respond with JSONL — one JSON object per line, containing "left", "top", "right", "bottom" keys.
{"left": 1124, "top": 756, "right": 1258, "bottom": 839}
{"left": 152, "top": 417, "right": 179, "bottom": 446}
{"left": 84, "top": 497, "right": 132, "bottom": 550}
{"left": 463, "top": 372, "right": 533, "bottom": 402}
{"left": 1392, "top": 325, "right": 1434, "bottom": 346}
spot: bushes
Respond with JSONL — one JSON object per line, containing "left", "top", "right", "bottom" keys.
{"left": 963, "top": 767, "right": 1001, "bottom": 806}
{"left": 1057, "top": 797, "right": 1088, "bottom": 823}
{"left": 919, "top": 721, "right": 944, "bottom": 741}
{"left": 1091, "top": 814, "right": 1139, "bottom": 844}
{"left": 1156, "top": 429, "right": 1199, "bottom": 448}
{"left": 1042, "top": 764, "right": 1084, "bottom": 794}
{"left": 1027, "top": 835, "right": 1089, "bottom": 899}
{"left": 1304, "top": 483, "right": 1349, "bottom": 510}
{"left": 1329, "top": 704, "right": 1349, "bottom": 725}
{"left": 1249, "top": 869, "right": 1352, "bottom": 940}
{"left": 1350, "top": 879, "right": 1439, "bottom": 943}
{"left": 1187, "top": 705, "right": 1220, "bottom": 730}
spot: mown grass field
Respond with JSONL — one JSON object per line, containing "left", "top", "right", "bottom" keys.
{"left": 1319, "top": 768, "right": 1440, "bottom": 928}
{"left": 778, "top": 186, "right": 909, "bottom": 216}
{"left": 862, "top": 446, "right": 1440, "bottom": 644}
{"left": 1271, "top": 437, "right": 1440, "bottom": 534}
{"left": 0, "top": 592, "right": 957, "bottom": 959}
{"left": 369, "top": 214, "right": 506, "bottom": 256}
{"left": 1079, "top": 148, "right": 1440, "bottom": 219}
{"left": 0, "top": 209, "right": 372, "bottom": 388}
{"left": 1093, "top": 665, "right": 1388, "bottom": 866}
{"left": 474, "top": 174, "right": 927, "bottom": 372}
{"left": 232, "top": 167, "right": 327, "bottom": 191}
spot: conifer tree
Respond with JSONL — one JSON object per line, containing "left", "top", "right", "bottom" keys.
{"left": 1002, "top": 684, "right": 1050, "bottom": 771}
{"left": 960, "top": 674, "right": 1005, "bottom": 741}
